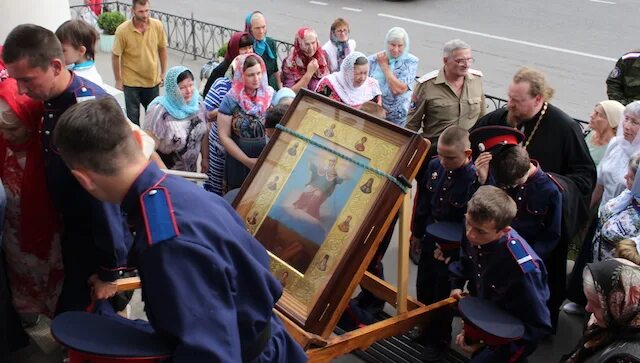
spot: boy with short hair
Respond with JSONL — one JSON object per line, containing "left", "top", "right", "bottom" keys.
{"left": 264, "top": 103, "right": 289, "bottom": 139}
{"left": 53, "top": 97, "right": 307, "bottom": 362}
{"left": 475, "top": 145, "right": 562, "bottom": 260}
{"left": 411, "top": 125, "right": 478, "bottom": 361}
{"left": 449, "top": 186, "right": 552, "bottom": 362}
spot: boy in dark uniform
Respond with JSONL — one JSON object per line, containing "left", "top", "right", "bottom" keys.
{"left": 411, "top": 125, "right": 478, "bottom": 361}
{"left": 53, "top": 97, "right": 307, "bottom": 362}
{"left": 472, "top": 128, "right": 562, "bottom": 260}
{"left": 450, "top": 186, "right": 552, "bottom": 362}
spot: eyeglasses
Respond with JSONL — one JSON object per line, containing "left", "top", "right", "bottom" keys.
{"left": 452, "top": 58, "right": 475, "bottom": 65}
{"left": 334, "top": 29, "right": 349, "bottom": 34}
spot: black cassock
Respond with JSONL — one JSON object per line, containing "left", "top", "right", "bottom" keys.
{"left": 473, "top": 104, "right": 597, "bottom": 330}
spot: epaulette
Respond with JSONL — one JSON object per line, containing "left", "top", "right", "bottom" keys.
{"left": 506, "top": 238, "right": 538, "bottom": 274}
{"left": 468, "top": 68, "right": 484, "bottom": 77}
{"left": 141, "top": 187, "right": 180, "bottom": 245}
{"left": 546, "top": 173, "right": 565, "bottom": 192}
{"left": 622, "top": 52, "right": 640, "bottom": 60}
{"left": 416, "top": 69, "right": 439, "bottom": 83}
{"left": 74, "top": 85, "right": 97, "bottom": 103}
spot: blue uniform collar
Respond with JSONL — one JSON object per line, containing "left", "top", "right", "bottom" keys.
{"left": 45, "top": 71, "right": 79, "bottom": 108}
{"left": 122, "top": 162, "right": 166, "bottom": 218}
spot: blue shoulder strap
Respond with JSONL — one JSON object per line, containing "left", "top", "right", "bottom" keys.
{"left": 506, "top": 238, "right": 538, "bottom": 274}
{"left": 141, "top": 187, "right": 179, "bottom": 245}
{"left": 75, "top": 84, "right": 96, "bottom": 103}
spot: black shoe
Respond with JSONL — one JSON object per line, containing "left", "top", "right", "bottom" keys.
{"left": 421, "top": 342, "right": 448, "bottom": 363}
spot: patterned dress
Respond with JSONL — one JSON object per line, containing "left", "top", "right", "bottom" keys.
{"left": 2, "top": 150, "right": 63, "bottom": 317}
{"left": 593, "top": 190, "right": 640, "bottom": 261}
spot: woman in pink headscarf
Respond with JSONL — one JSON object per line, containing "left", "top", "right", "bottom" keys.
{"left": 281, "top": 27, "right": 329, "bottom": 93}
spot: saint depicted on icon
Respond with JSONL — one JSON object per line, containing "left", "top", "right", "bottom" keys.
{"left": 246, "top": 211, "right": 258, "bottom": 225}
{"left": 355, "top": 136, "right": 367, "bottom": 152}
{"left": 360, "top": 178, "right": 374, "bottom": 194}
{"left": 267, "top": 175, "right": 280, "bottom": 191}
{"left": 292, "top": 156, "right": 344, "bottom": 219}
{"left": 324, "top": 123, "right": 336, "bottom": 138}
{"left": 288, "top": 142, "right": 299, "bottom": 156}
{"left": 338, "top": 215, "right": 352, "bottom": 232}
{"left": 317, "top": 254, "right": 330, "bottom": 272}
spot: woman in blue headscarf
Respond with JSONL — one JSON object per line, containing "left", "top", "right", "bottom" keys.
{"left": 143, "top": 66, "right": 208, "bottom": 172}
{"left": 245, "top": 11, "right": 281, "bottom": 90}
{"left": 368, "top": 27, "right": 419, "bottom": 126}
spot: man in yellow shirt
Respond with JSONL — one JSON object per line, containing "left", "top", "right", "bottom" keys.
{"left": 112, "top": 0, "right": 167, "bottom": 125}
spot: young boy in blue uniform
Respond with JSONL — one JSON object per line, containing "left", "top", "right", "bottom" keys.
{"left": 411, "top": 125, "right": 478, "bottom": 360}
{"left": 472, "top": 127, "right": 562, "bottom": 260}
{"left": 472, "top": 126, "right": 564, "bottom": 328}
{"left": 53, "top": 97, "right": 307, "bottom": 362}
{"left": 450, "top": 186, "right": 552, "bottom": 362}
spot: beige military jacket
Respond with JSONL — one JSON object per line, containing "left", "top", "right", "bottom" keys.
{"left": 406, "top": 67, "right": 485, "bottom": 140}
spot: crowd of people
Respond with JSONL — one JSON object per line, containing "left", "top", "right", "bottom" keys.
{"left": 0, "top": 0, "right": 639, "bottom": 361}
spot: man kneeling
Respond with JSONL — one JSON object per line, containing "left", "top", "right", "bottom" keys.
{"left": 53, "top": 97, "right": 307, "bottom": 362}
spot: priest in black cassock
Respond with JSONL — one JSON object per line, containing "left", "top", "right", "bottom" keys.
{"left": 472, "top": 67, "right": 596, "bottom": 331}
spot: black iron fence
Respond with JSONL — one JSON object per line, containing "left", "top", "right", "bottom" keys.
{"left": 70, "top": 1, "right": 586, "bottom": 125}
{"left": 70, "top": 1, "right": 292, "bottom": 62}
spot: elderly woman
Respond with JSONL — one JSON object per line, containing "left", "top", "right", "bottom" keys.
{"left": 592, "top": 154, "right": 640, "bottom": 262}
{"left": 586, "top": 100, "right": 625, "bottom": 166}
{"left": 315, "top": 52, "right": 381, "bottom": 109}
{"left": 218, "top": 54, "right": 274, "bottom": 189}
{"left": 281, "top": 27, "right": 329, "bottom": 93}
{"left": 562, "top": 258, "right": 640, "bottom": 362}
{"left": 592, "top": 101, "right": 640, "bottom": 212}
{"left": 322, "top": 18, "right": 356, "bottom": 73}
{"left": 0, "top": 57, "right": 62, "bottom": 322}
{"left": 368, "top": 27, "right": 418, "bottom": 126}
{"left": 143, "top": 66, "right": 208, "bottom": 172}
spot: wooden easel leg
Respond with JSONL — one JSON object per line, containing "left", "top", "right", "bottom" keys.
{"left": 396, "top": 192, "right": 411, "bottom": 314}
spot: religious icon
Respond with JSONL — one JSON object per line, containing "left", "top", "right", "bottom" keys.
{"left": 360, "top": 178, "right": 374, "bottom": 194}
{"left": 338, "top": 215, "right": 352, "bottom": 232}
{"left": 324, "top": 123, "right": 336, "bottom": 138}
{"left": 279, "top": 271, "right": 289, "bottom": 287}
{"left": 355, "top": 136, "right": 367, "bottom": 152}
{"left": 267, "top": 175, "right": 280, "bottom": 191}
{"left": 246, "top": 211, "right": 258, "bottom": 225}
{"left": 317, "top": 254, "right": 330, "bottom": 272}
{"left": 288, "top": 142, "right": 299, "bottom": 156}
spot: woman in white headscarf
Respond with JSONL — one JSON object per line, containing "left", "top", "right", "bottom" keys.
{"left": 592, "top": 101, "right": 640, "bottom": 212}
{"left": 585, "top": 100, "right": 625, "bottom": 166}
{"left": 368, "top": 27, "right": 418, "bottom": 126}
{"left": 315, "top": 51, "right": 381, "bottom": 109}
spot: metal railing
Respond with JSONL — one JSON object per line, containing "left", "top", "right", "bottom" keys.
{"left": 70, "top": 1, "right": 586, "bottom": 126}
{"left": 70, "top": 1, "right": 292, "bottom": 62}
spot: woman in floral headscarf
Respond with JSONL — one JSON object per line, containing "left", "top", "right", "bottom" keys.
{"left": 316, "top": 51, "right": 381, "bottom": 109}
{"left": 218, "top": 54, "right": 274, "bottom": 189}
{"left": 562, "top": 258, "right": 640, "bottom": 362}
{"left": 0, "top": 47, "right": 63, "bottom": 321}
{"left": 281, "top": 27, "right": 329, "bottom": 93}
{"left": 322, "top": 18, "right": 356, "bottom": 73}
{"left": 143, "top": 65, "right": 208, "bottom": 172}
{"left": 368, "top": 27, "right": 419, "bottom": 126}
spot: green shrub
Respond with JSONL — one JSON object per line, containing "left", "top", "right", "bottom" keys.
{"left": 216, "top": 44, "right": 227, "bottom": 58}
{"left": 97, "top": 11, "right": 126, "bottom": 35}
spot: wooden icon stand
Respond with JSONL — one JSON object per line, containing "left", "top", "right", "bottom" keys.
{"left": 116, "top": 191, "right": 456, "bottom": 362}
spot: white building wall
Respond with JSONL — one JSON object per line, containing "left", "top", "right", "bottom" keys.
{"left": 0, "top": 0, "right": 71, "bottom": 43}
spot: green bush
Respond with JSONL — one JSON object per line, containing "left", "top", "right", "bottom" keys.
{"left": 216, "top": 44, "right": 227, "bottom": 58}
{"left": 97, "top": 11, "right": 126, "bottom": 35}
